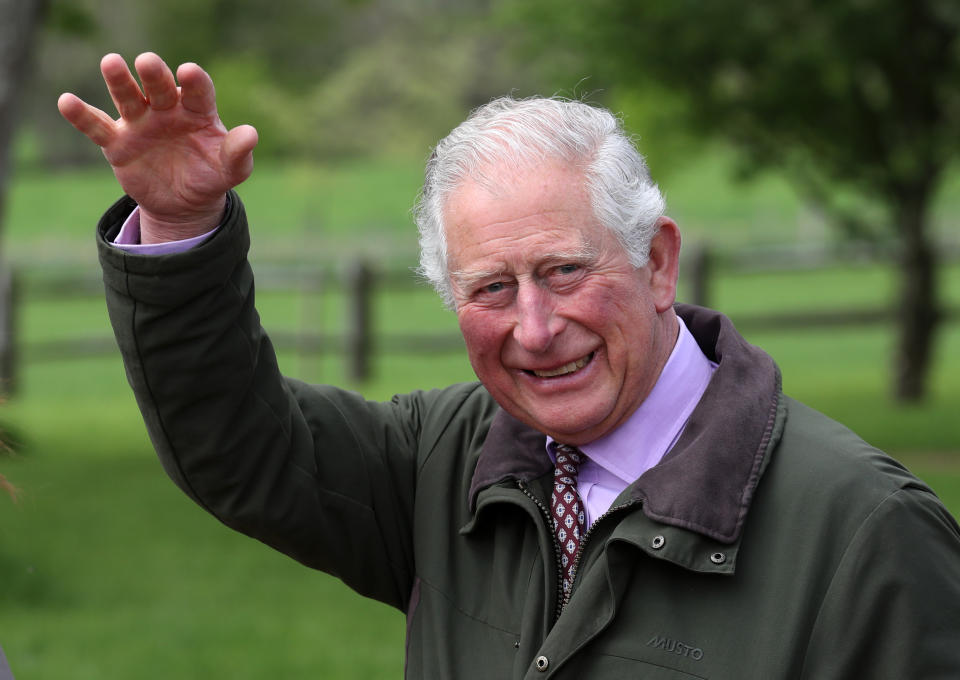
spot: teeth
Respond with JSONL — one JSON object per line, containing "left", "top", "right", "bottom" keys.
{"left": 533, "top": 354, "right": 591, "bottom": 378}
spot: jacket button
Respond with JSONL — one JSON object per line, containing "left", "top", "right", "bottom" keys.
{"left": 710, "top": 552, "right": 726, "bottom": 565}
{"left": 535, "top": 655, "right": 550, "bottom": 671}
{"left": 651, "top": 535, "right": 666, "bottom": 549}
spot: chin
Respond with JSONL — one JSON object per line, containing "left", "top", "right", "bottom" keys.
{"left": 491, "top": 387, "right": 615, "bottom": 441}
{"left": 525, "top": 411, "right": 606, "bottom": 443}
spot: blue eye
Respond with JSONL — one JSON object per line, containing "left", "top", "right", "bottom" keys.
{"left": 557, "top": 264, "right": 579, "bottom": 275}
{"left": 484, "top": 282, "right": 505, "bottom": 294}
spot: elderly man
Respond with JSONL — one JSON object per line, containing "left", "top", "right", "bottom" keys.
{"left": 60, "top": 53, "right": 960, "bottom": 678}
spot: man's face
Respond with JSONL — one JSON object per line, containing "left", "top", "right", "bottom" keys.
{"left": 445, "top": 162, "right": 680, "bottom": 445}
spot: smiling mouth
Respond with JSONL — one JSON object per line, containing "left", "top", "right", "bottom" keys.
{"left": 529, "top": 352, "right": 595, "bottom": 378}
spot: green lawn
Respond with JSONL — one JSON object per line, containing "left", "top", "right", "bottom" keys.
{"left": 10, "top": 152, "right": 958, "bottom": 257}
{"left": 1, "top": 387, "right": 406, "bottom": 679}
{"left": 2, "top": 158, "right": 959, "bottom": 678}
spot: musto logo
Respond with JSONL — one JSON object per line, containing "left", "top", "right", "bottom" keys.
{"left": 646, "top": 635, "right": 704, "bottom": 661}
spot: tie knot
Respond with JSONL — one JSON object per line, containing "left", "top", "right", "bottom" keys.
{"left": 554, "top": 444, "right": 583, "bottom": 482}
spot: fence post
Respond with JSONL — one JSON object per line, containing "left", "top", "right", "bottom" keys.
{"left": 687, "top": 243, "right": 713, "bottom": 308}
{"left": 345, "top": 259, "right": 373, "bottom": 382}
{"left": 0, "top": 265, "right": 17, "bottom": 396}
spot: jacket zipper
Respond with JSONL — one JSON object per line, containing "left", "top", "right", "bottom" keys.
{"left": 518, "top": 480, "right": 641, "bottom": 620}
{"left": 517, "top": 480, "right": 566, "bottom": 623}
{"left": 561, "top": 500, "right": 639, "bottom": 612}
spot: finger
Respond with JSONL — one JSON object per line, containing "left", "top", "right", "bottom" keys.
{"left": 100, "top": 53, "right": 148, "bottom": 120}
{"left": 177, "top": 62, "right": 217, "bottom": 115}
{"left": 134, "top": 52, "right": 179, "bottom": 111}
{"left": 221, "top": 125, "right": 259, "bottom": 186}
{"left": 57, "top": 93, "right": 116, "bottom": 147}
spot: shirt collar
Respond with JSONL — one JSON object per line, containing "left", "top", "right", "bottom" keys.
{"left": 548, "top": 317, "right": 717, "bottom": 484}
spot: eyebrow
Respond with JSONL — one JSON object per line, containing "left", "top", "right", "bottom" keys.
{"left": 449, "top": 244, "right": 600, "bottom": 292}
{"left": 449, "top": 267, "right": 503, "bottom": 293}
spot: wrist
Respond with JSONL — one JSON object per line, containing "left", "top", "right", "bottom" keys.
{"left": 138, "top": 195, "right": 228, "bottom": 244}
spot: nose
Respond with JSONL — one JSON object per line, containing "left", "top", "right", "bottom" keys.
{"left": 512, "top": 282, "right": 564, "bottom": 353}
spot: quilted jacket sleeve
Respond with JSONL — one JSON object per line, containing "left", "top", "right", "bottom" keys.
{"left": 96, "top": 191, "right": 436, "bottom": 611}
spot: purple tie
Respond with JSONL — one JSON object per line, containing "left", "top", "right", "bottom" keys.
{"left": 551, "top": 444, "right": 585, "bottom": 604}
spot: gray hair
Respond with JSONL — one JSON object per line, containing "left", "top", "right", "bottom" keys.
{"left": 413, "top": 95, "right": 667, "bottom": 308}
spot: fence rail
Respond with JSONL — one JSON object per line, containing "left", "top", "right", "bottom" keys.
{"left": 1, "top": 241, "right": 958, "bottom": 395}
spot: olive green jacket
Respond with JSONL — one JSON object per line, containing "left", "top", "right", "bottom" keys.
{"left": 98, "top": 193, "right": 960, "bottom": 679}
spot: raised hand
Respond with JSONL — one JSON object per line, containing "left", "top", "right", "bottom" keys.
{"left": 58, "top": 52, "right": 258, "bottom": 243}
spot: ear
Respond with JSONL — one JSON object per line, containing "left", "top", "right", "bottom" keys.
{"left": 646, "top": 216, "right": 682, "bottom": 313}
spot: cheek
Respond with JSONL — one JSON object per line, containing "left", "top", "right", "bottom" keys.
{"left": 583, "top": 286, "right": 656, "bottom": 355}
{"left": 575, "top": 286, "right": 642, "bottom": 332}
{"left": 457, "top": 310, "right": 505, "bottom": 365}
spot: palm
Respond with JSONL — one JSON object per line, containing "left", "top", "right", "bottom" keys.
{"left": 104, "top": 104, "right": 232, "bottom": 219}
{"left": 58, "top": 53, "right": 257, "bottom": 238}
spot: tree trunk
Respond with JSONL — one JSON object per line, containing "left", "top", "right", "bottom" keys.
{"left": 0, "top": 0, "right": 47, "bottom": 244}
{"left": 892, "top": 187, "right": 940, "bottom": 402}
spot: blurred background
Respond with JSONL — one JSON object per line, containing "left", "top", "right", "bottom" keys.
{"left": 1, "top": 0, "right": 958, "bottom": 677}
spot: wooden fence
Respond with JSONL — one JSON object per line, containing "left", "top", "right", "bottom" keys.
{"left": 1, "top": 241, "right": 958, "bottom": 395}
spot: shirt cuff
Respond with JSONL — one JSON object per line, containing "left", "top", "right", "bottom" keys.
{"left": 112, "top": 206, "right": 220, "bottom": 255}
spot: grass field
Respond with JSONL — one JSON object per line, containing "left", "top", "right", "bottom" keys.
{"left": 2, "top": 158, "right": 959, "bottom": 678}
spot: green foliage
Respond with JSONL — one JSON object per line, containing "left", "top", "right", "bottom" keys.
{"left": 303, "top": 36, "right": 482, "bottom": 158}
{"left": 207, "top": 58, "right": 310, "bottom": 158}
{"left": 503, "top": 0, "right": 960, "bottom": 229}
{"left": 44, "top": 0, "right": 98, "bottom": 38}
{"left": 141, "top": 0, "right": 357, "bottom": 88}
{"left": 203, "top": 7, "right": 553, "bottom": 160}
{"left": 23, "top": 0, "right": 559, "bottom": 165}
{"left": 0, "top": 457, "right": 15, "bottom": 503}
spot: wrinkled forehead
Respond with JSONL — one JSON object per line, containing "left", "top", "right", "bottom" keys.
{"left": 443, "top": 162, "right": 611, "bottom": 272}
{"left": 443, "top": 159, "right": 591, "bottom": 225}
{"left": 443, "top": 153, "right": 592, "bottom": 218}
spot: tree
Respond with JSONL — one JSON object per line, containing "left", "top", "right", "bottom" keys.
{"left": 0, "top": 0, "right": 46, "bottom": 240}
{"left": 506, "top": 0, "right": 960, "bottom": 402}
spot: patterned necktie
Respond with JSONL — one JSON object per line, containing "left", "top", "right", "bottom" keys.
{"left": 551, "top": 443, "right": 585, "bottom": 604}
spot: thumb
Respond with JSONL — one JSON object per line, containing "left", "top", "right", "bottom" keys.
{"left": 221, "top": 124, "right": 258, "bottom": 187}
